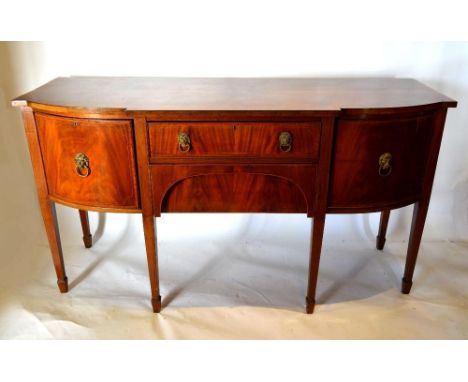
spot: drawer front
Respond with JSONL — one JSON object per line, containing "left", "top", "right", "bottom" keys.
{"left": 36, "top": 113, "right": 139, "bottom": 209}
{"left": 150, "top": 164, "right": 317, "bottom": 216}
{"left": 148, "top": 122, "right": 321, "bottom": 160}
{"left": 329, "top": 115, "right": 435, "bottom": 210}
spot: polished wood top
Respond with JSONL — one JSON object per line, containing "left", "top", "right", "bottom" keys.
{"left": 12, "top": 77, "right": 457, "bottom": 112}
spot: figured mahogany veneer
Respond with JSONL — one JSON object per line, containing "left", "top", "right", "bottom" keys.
{"left": 148, "top": 122, "right": 321, "bottom": 162}
{"left": 13, "top": 77, "right": 457, "bottom": 314}
{"left": 35, "top": 113, "right": 139, "bottom": 211}
{"left": 329, "top": 114, "right": 435, "bottom": 212}
{"left": 151, "top": 164, "right": 316, "bottom": 215}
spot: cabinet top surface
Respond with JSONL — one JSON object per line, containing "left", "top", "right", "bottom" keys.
{"left": 13, "top": 76, "right": 457, "bottom": 112}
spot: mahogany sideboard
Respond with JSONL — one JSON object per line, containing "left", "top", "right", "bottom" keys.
{"left": 12, "top": 77, "right": 457, "bottom": 313}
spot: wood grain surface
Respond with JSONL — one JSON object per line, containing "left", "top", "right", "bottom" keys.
{"left": 328, "top": 113, "right": 435, "bottom": 210}
{"left": 13, "top": 77, "right": 457, "bottom": 112}
{"left": 36, "top": 113, "right": 139, "bottom": 209}
{"left": 148, "top": 121, "right": 321, "bottom": 160}
{"left": 151, "top": 164, "right": 317, "bottom": 217}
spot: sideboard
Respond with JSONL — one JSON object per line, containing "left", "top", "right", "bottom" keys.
{"left": 12, "top": 77, "right": 457, "bottom": 313}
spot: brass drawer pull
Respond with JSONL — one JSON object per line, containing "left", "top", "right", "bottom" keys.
{"left": 378, "top": 152, "right": 392, "bottom": 177}
{"left": 178, "top": 132, "right": 191, "bottom": 152}
{"left": 74, "top": 153, "right": 91, "bottom": 177}
{"left": 279, "top": 131, "right": 292, "bottom": 152}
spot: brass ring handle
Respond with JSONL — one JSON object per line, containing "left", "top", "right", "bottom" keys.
{"left": 279, "top": 131, "right": 292, "bottom": 152}
{"left": 178, "top": 132, "right": 191, "bottom": 152}
{"left": 74, "top": 153, "right": 91, "bottom": 178}
{"left": 378, "top": 152, "right": 392, "bottom": 177}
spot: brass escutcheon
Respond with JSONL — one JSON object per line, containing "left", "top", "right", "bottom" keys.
{"left": 74, "top": 152, "right": 91, "bottom": 177}
{"left": 178, "top": 132, "right": 191, "bottom": 152}
{"left": 279, "top": 131, "right": 292, "bottom": 152}
{"left": 378, "top": 152, "right": 392, "bottom": 177}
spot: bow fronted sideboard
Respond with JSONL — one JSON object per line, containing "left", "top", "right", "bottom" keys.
{"left": 12, "top": 77, "right": 457, "bottom": 313}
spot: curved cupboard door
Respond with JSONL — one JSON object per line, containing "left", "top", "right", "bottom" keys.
{"left": 328, "top": 113, "right": 436, "bottom": 212}
{"left": 36, "top": 113, "right": 139, "bottom": 210}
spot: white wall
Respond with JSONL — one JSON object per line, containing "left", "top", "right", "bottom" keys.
{"left": 1, "top": 41, "right": 467, "bottom": 265}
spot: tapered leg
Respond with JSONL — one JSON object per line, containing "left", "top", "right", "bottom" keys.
{"left": 306, "top": 216, "right": 326, "bottom": 314}
{"left": 40, "top": 201, "right": 68, "bottom": 292}
{"left": 21, "top": 108, "right": 67, "bottom": 292}
{"left": 376, "top": 209, "right": 390, "bottom": 250}
{"left": 142, "top": 215, "right": 161, "bottom": 312}
{"left": 79, "top": 210, "right": 93, "bottom": 248}
{"left": 402, "top": 202, "right": 430, "bottom": 294}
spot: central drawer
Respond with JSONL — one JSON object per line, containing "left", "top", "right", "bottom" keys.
{"left": 147, "top": 121, "right": 321, "bottom": 161}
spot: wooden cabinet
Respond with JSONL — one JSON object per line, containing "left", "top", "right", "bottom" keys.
{"left": 13, "top": 77, "right": 457, "bottom": 314}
